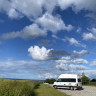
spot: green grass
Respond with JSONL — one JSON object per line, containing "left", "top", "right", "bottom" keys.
{"left": 35, "top": 84, "right": 69, "bottom": 96}
{"left": 0, "top": 79, "right": 40, "bottom": 96}
{"left": 83, "top": 82, "right": 96, "bottom": 86}
{"left": 0, "top": 79, "right": 69, "bottom": 96}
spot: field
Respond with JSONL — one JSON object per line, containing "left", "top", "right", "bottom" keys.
{"left": 84, "top": 82, "right": 96, "bottom": 86}
{"left": 0, "top": 79, "right": 68, "bottom": 96}
{"left": 0, "top": 79, "right": 40, "bottom": 96}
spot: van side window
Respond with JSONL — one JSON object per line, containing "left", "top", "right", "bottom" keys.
{"left": 61, "top": 78, "right": 76, "bottom": 82}
{"left": 78, "top": 79, "right": 81, "bottom": 82}
{"left": 70, "top": 79, "right": 76, "bottom": 82}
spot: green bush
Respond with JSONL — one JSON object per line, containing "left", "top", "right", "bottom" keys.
{"left": 44, "top": 78, "right": 56, "bottom": 84}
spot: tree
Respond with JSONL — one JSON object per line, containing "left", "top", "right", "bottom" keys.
{"left": 81, "top": 72, "right": 90, "bottom": 85}
{"left": 44, "top": 78, "right": 56, "bottom": 84}
{"left": 44, "top": 79, "right": 50, "bottom": 83}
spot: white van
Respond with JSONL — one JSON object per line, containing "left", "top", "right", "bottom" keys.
{"left": 53, "top": 74, "right": 82, "bottom": 90}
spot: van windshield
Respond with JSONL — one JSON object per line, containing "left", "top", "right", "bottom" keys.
{"left": 57, "top": 78, "right": 76, "bottom": 82}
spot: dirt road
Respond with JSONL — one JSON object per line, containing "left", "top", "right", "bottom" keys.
{"left": 57, "top": 86, "right": 96, "bottom": 96}
{"left": 50, "top": 85, "right": 96, "bottom": 96}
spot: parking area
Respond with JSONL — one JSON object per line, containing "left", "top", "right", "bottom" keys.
{"left": 57, "top": 86, "right": 96, "bottom": 96}
{"left": 50, "top": 85, "right": 96, "bottom": 96}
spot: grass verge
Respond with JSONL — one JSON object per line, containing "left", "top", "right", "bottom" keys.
{"left": 35, "top": 84, "right": 69, "bottom": 96}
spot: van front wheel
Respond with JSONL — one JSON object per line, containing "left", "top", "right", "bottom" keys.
{"left": 54, "top": 85, "right": 57, "bottom": 89}
{"left": 69, "top": 86, "right": 74, "bottom": 90}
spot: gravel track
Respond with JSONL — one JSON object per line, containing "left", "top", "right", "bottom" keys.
{"left": 49, "top": 85, "right": 96, "bottom": 96}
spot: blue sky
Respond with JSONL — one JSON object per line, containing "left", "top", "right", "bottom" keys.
{"left": 0, "top": 0, "right": 96, "bottom": 80}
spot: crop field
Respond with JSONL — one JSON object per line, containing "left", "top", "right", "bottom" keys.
{"left": 0, "top": 79, "right": 68, "bottom": 96}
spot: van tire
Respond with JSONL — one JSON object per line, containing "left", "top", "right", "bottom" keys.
{"left": 70, "top": 87, "right": 74, "bottom": 90}
{"left": 54, "top": 85, "right": 57, "bottom": 89}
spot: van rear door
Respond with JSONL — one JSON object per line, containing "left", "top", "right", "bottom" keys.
{"left": 78, "top": 78, "right": 82, "bottom": 87}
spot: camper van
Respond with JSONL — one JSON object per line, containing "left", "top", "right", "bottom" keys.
{"left": 53, "top": 74, "right": 82, "bottom": 90}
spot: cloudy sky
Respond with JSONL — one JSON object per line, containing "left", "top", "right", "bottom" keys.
{"left": 0, "top": 0, "right": 96, "bottom": 80}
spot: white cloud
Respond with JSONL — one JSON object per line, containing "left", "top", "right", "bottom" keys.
{"left": 21, "top": 24, "right": 47, "bottom": 39}
{"left": 69, "top": 64, "right": 88, "bottom": 70}
{"left": 1, "top": 12, "right": 74, "bottom": 40}
{"left": 57, "top": 0, "right": 74, "bottom": 10}
{"left": 72, "top": 58, "right": 88, "bottom": 64}
{"left": 68, "top": 37, "right": 80, "bottom": 45}
{"left": 1, "top": 0, "right": 96, "bottom": 20}
{"left": 83, "top": 33, "right": 95, "bottom": 40}
{"left": 57, "top": 0, "right": 96, "bottom": 13}
{"left": 10, "top": 0, "right": 57, "bottom": 19}
{"left": 56, "top": 57, "right": 88, "bottom": 64}
{"left": 1, "top": 24, "right": 47, "bottom": 40}
{"left": 0, "top": 0, "right": 57, "bottom": 19}
{"left": 28, "top": 45, "right": 71, "bottom": 60}
{"left": 8, "top": 8, "right": 22, "bottom": 19}
{"left": 64, "top": 37, "right": 86, "bottom": 47}
{"left": 80, "top": 70, "right": 96, "bottom": 79}
{"left": 1, "top": 32, "right": 20, "bottom": 40}
{"left": 36, "top": 12, "right": 73, "bottom": 33}
{"left": 0, "top": 0, "right": 11, "bottom": 13}
{"left": 0, "top": 59, "right": 47, "bottom": 73}
{"left": 52, "top": 34, "right": 60, "bottom": 39}
{"left": 90, "top": 60, "right": 96, "bottom": 66}
{"left": 0, "top": 59, "right": 55, "bottom": 79}
{"left": 11, "top": 0, "right": 44, "bottom": 19}
{"left": 61, "top": 56, "right": 72, "bottom": 60}
{"left": 56, "top": 59, "right": 70, "bottom": 64}
{"left": 56, "top": 50, "right": 89, "bottom": 64}
{"left": 56, "top": 49, "right": 89, "bottom": 64}
{"left": 85, "top": 13, "right": 96, "bottom": 20}
{"left": 0, "top": 0, "right": 22, "bottom": 19}
{"left": 28, "top": 45, "right": 53, "bottom": 60}
{"left": 56, "top": 56, "right": 73, "bottom": 64}
{"left": 76, "top": 27, "right": 81, "bottom": 33}
{"left": 56, "top": 63, "right": 88, "bottom": 71}
{"left": 73, "top": 50, "right": 89, "bottom": 57}
{"left": 0, "top": 59, "right": 37, "bottom": 68}
{"left": 83, "top": 28, "right": 96, "bottom": 40}
{"left": 56, "top": 63, "right": 69, "bottom": 71}
{"left": 43, "top": 0, "right": 57, "bottom": 13}
{"left": 38, "top": 73, "right": 57, "bottom": 79}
